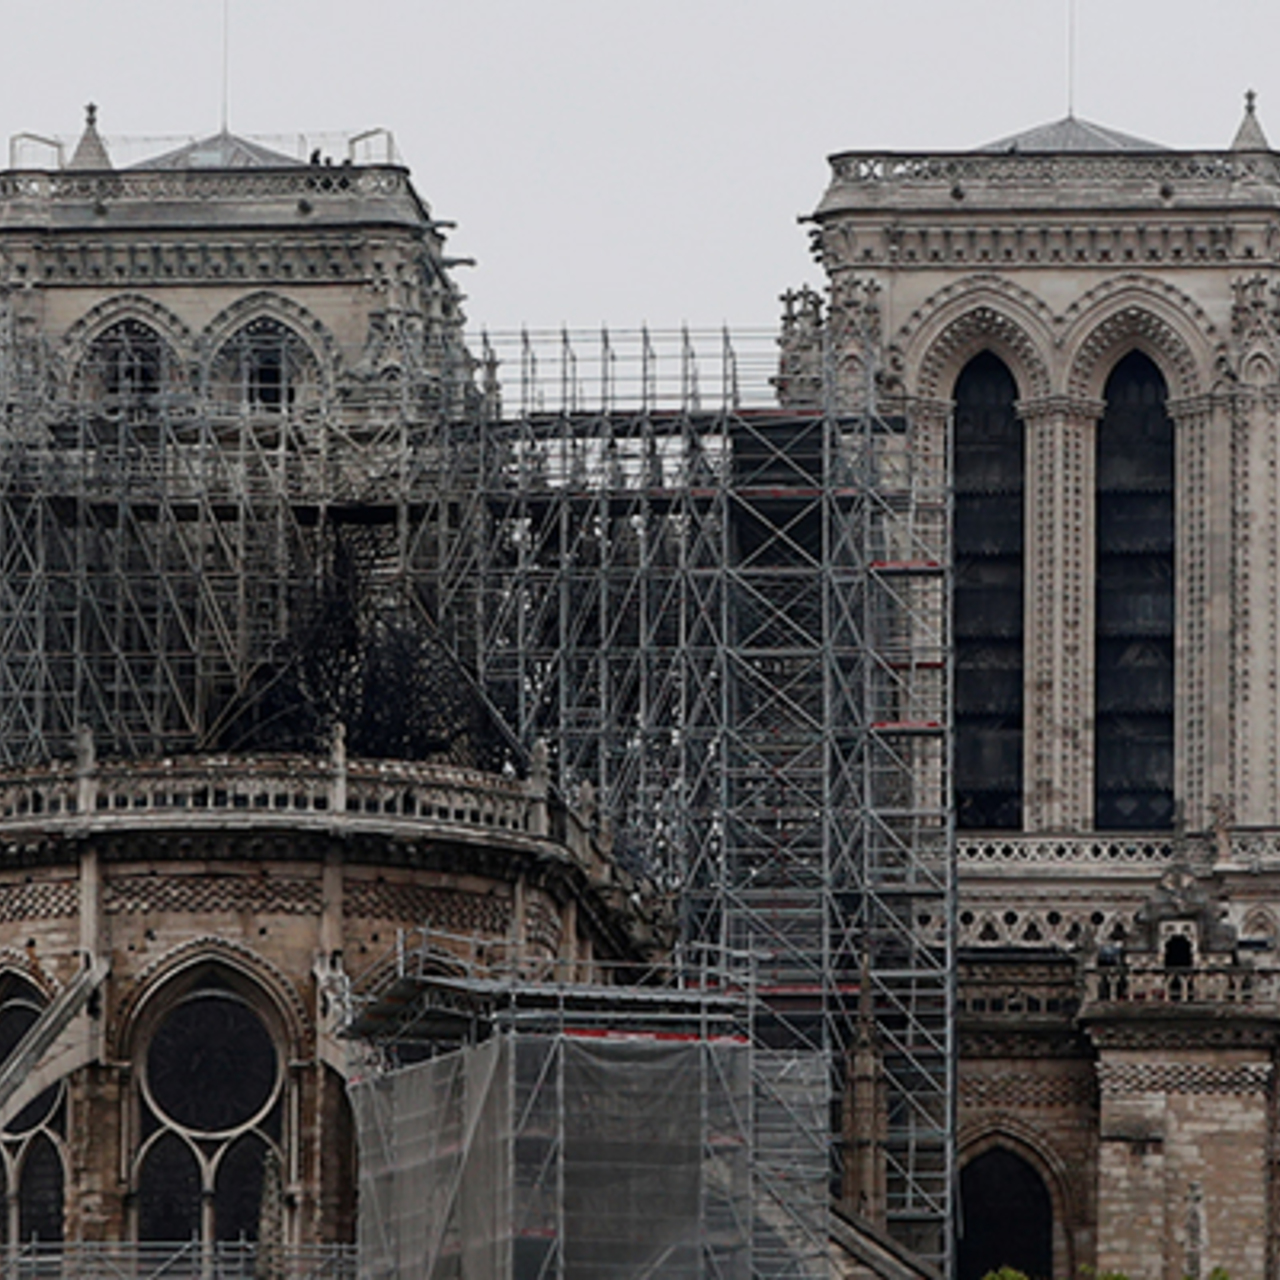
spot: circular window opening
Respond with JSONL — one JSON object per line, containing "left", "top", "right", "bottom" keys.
{"left": 146, "top": 995, "right": 278, "bottom": 1133}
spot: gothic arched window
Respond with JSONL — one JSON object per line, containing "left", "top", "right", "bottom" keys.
{"left": 70, "top": 320, "right": 181, "bottom": 448}
{"left": 78, "top": 320, "right": 175, "bottom": 402}
{"left": 958, "top": 1147, "right": 1053, "bottom": 1280}
{"left": 208, "top": 318, "right": 320, "bottom": 414}
{"left": 0, "top": 973, "right": 67, "bottom": 1245}
{"left": 953, "top": 352, "right": 1024, "bottom": 830}
{"left": 135, "top": 971, "right": 284, "bottom": 1243}
{"left": 17, "top": 1136, "right": 63, "bottom": 1245}
{"left": 1095, "top": 351, "right": 1174, "bottom": 830}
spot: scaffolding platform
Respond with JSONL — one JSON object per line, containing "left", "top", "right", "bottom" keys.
{"left": 347, "top": 941, "right": 829, "bottom": 1280}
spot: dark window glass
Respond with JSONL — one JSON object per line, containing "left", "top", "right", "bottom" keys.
{"left": 80, "top": 320, "right": 169, "bottom": 403}
{"left": 958, "top": 1148, "right": 1052, "bottom": 1280}
{"left": 0, "top": 1003, "right": 37, "bottom": 1065}
{"left": 17, "top": 1134, "right": 63, "bottom": 1244}
{"left": 147, "top": 995, "right": 276, "bottom": 1132}
{"left": 1095, "top": 352, "right": 1174, "bottom": 830}
{"left": 138, "top": 1133, "right": 201, "bottom": 1243}
{"left": 1164, "top": 935, "right": 1194, "bottom": 969}
{"left": 6, "top": 1085, "right": 60, "bottom": 1136}
{"left": 211, "top": 318, "right": 315, "bottom": 413}
{"left": 215, "top": 1134, "right": 267, "bottom": 1242}
{"left": 953, "top": 352, "right": 1023, "bottom": 829}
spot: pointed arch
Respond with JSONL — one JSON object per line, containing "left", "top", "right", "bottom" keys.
{"left": 136, "top": 1131, "right": 201, "bottom": 1243}
{"left": 200, "top": 290, "right": 340, "bottom": 387}
{"left": 899, "top": 278, "right": 1054, "bottom": 403}
{"left": 958, "top": 1123, "right": 1078, "bottom": 1280}
{"left": 17, "top": 1133, "right": 63, "bottom": 1244}
{"left": 59, "top": 294, "right": 196, "bottom": 368}
{"left": 114, "top": 936, "right": 310, "bottom": 1061}
{"left": 124, "top": 942, "right": 298, "bottom": 1247}
{"left": 953, "top": 350, "right": 1024, "bottom": 830}
{"left": 1094, "top": 350, "right": 1176, "bottom": 830}
{"left": 1064, "top": 278, "right": 1214, "bottom": 402}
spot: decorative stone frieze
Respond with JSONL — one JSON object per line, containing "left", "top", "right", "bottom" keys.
{"left": 1097, "top": 1060, "right": 1272, "bottom": 1097}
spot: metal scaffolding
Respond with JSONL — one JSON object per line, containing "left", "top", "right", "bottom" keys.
{"left": 347, "top": 934, "right": 830, "bottom": 1280}
{"left": 0, "top": 302, "right": 953, "bottom": 1265}
{"left": 446, "top": 328, "right": 955, "bottom": 1268}
{"left": 0, "top": 307, "right": 492, "bottom": 767}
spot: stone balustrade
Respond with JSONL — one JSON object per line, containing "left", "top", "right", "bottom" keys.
{"left": 1082, "top": 960, "right": 1280, "bottom": 1010}
{"left": 0, "top": 751, "right": 559, "bottom": 851}
{"left": 959, "top": 833, "right": 1180, "bottom": 871}
{"left": 823, "top": 149, "right": 1278, "bottom": 196}
{"left": 0, "top": 164, "right": 412, "bottom": 207}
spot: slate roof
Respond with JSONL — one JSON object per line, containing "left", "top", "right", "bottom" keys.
{"left": 133, "top": 130, "right": 303, "bottom": 170}
{"left": 978, "top": 115, "right": 1166, "bottom": 153}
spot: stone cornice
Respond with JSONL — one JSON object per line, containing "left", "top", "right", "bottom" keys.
{"left": 1085, "top": 1005, "right": 1280, "bottom": 1050}
{"left": 814, "top": 212, "right": 1276, "bottom": 272}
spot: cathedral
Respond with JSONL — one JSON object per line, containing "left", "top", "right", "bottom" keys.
{"left": 2, "top": 90, "right": 1280, "bottom": 1280}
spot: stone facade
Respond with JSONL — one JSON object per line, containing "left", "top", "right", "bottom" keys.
{"left": 802, "top": 100, "right": 1280, "bottom": 1279}
{"left": 0, "top": 114, "right": 663, "bottom": 1257}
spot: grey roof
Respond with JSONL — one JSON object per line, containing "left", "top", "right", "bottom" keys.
{"left": 979, "top": 115, "right": 1166, "bottom": 153}
{"left": 131, "top": 130, "right": 303, "bottom": 170}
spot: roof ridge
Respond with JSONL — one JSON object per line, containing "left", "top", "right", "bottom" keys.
{"left": 978, "top": 114, "right": 1165, "bottom": 153}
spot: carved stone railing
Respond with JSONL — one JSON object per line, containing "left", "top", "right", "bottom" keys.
{"left": 0, "top": 165, "right": 426, "bottom": 233}
{"left": 823, "top": 149, "right": 1280, "bottom": 196}
{"left": 0, "top": 1240, "right": 356, "bottom": 1280}
{"left": 1227, "top": 829, "right": 1280, "bottom": 869}
{"left": 957, "top": 975, "right": 1080, "bottom": 1020}
{"left": 958, "top": 833, "right": 1179, "bottom": 872}
{"left": 0, "top": 752, "right": 549, "bottom": 848}
{"left": 0, "top": 164, "right": 411, "bottom": 205}
{"left": 1082, "top": 961, "right": 1280, "bottom": 1010}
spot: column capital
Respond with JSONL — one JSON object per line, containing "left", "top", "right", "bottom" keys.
{"left": 1016, "top": 394, "right": 1105, "bottom": 422}
{"left": 901, "top": 395, "right": 950, "bottom": 425}
{"left": 1166, "top": 393, "right": 1219, "bottom": 422}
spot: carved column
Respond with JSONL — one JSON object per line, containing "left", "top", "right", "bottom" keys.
{"left": 1226, "top": 276, "right": 1280, "bottom": 827}
{"left": 905, "top": 396, "right": 950, "bottom": 820}
{"left": 1230, "top": 383, "right": 1280, "bottom": 825}
{"left": 1169, "top": 395, "right": 1226, "bottom": 832}
{"left": 1019, "top": 396, "right": 1103, "bottom": 831}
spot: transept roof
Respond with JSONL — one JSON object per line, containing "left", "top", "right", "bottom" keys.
{"left": 132, "top": 129, "right": 303, "bottom": 170}
{"left": 979, "top": 114, "right": 1166, "bottom": 153}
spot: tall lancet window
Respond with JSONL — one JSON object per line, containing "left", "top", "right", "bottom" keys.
{"left": 953, "top": 353, "right": 1023, "bottom": 829}
{"left": 1095, "top": 351, "right": 1175, "bottom": 830}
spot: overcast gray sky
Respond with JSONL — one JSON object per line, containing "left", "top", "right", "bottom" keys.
{"left": 0, "top": 0, "right": 1274, "bottom": 333}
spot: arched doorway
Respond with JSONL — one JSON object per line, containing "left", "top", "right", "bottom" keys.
{"left": 958, "top": 1146, "right": 1053, "bottom": 1280}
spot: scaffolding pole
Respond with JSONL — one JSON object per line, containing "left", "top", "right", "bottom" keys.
{"left": 453, "top": 327, "right": 955, "bottom": 1270}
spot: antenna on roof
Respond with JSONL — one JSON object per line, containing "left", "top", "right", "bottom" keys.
{"left": 1066, "top": 0, "right": 1077, "bottom": 118}
{"left": 220, "top": 0, "right": 231, "bottom": 132}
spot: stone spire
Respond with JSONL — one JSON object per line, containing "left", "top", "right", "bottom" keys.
{"left": 67, "top": 103, "right": 112, "bottom": 171}
{"left": 1231, "top": 89, "right": 1270, "bottom": 151}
